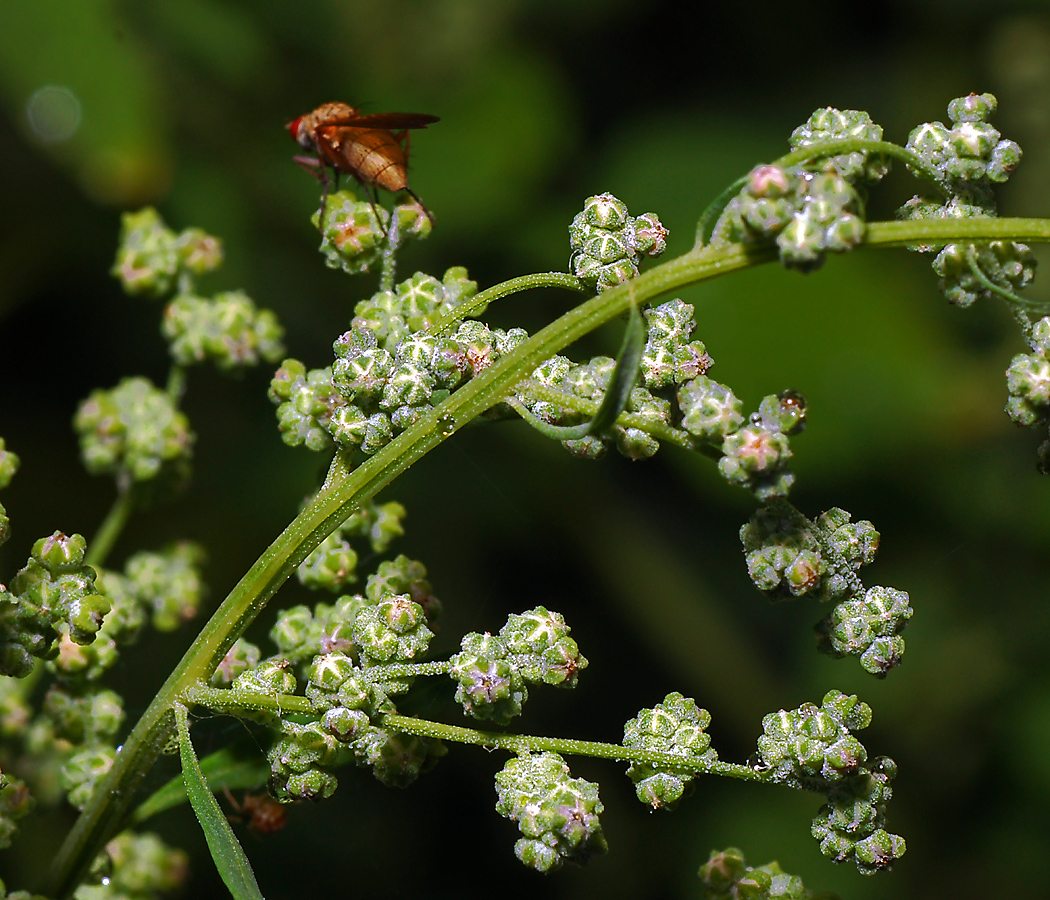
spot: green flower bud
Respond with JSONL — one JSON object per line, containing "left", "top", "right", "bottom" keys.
{"left": 124, "top": 542, "right": 205, "bottom": 631}
{"left": 449, "top": 633, "right": 526, "bottom": 724}
{"left": 43, "top": 687, "right": 124, "bottom": 744}
{"left": 232, "top": 659, "right": 297, "bottom": 697}
{"left": 719, "top": 425, "right": 794, "bottom": 500}
{"left": 321, "top": 706, "right": 369, "bottom": 742}
{"left": 74, "top": 378, "right": 193, "bottom": 488}
{"left": 569, "top": 193, "right": 668, "bottom": 292}
{"left": 89, "top": 831, "right": 189, "bottom": 897}
{"left": 48, "top": 629, "right": 119, "bottom": 681}
{"left": 306, "top": 651, "right": 356, "bottom": 693}
{"left": 298, "top": 533, "right": 359, "bottom": 593}
{"left": 0, "top": 439, "right": 19, "bottom": 491}
{"left": 678, "top": 377, "right": 744, "bottom": 442}
{"left": 494, "top": 752, "right": 607, "bottom": 872}
{"left": 350, "top": 728, "right": 444, "bottom": 788}
{"left": 269, "top": 359, "right": 347, "bottom": 452}
{"left": 162, "top": 290, "right": 284, "bottom": 370}
{"left": 932, "top": 240, "right": 1035, "bottom": 308}
{"left": 365, "top": 556, "right": 438, "bottom": 619}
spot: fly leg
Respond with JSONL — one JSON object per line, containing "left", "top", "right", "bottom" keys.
{"left": 293, "top": 152, "right": 333, "bottom": 231}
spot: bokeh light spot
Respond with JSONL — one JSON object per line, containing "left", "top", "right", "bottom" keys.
{"left": 26, "top": 85, "right": 82, "bottom": 143}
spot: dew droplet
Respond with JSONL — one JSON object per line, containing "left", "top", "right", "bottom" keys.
{"left": 437, "top": 414, "right": 457, "bottom": 436}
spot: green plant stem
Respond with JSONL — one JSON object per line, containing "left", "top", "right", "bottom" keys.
{"left": 181, "top": 686, "right": 763, "bottom": 781}
{"left": 84, "top": 486, "right": 139, "bottom": 569}
{"left": 427, "top": 271, "right": 586, "bottom": 331}
{"left": 381, "top": 713, "right": 762, "bottom": 780}
{"left": 46, "top": 214, "right": 1050, "bottom": 899}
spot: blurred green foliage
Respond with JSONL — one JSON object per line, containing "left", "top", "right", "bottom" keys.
{"left": 3, "top": 1, "right": 1050, "bottom": 898}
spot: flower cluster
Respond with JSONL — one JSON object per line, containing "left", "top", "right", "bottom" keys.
{"left": 75, "top": 831, "right": 189, "bottom": 900}
{"left": 640, "top": 299, "right": 712, "bottom": 389}
{"left": 297, "top": 500, "right": 407, "bottom": 592}
{"left": 740, "top": 503, "right": 878, "bottom": 602}
{"left": 717, "top": 163, "right": 866, "bottom": 272}
{"left": 121, "top": 542, "right": 206, "bottom": 632}
{"left": 811, "top": 757, "right": 905, "bottom": 875}
{"left": 161, "top": 290, "right": 285, "bottom": 370}
{"left": 899, "top": 93, "right": 1033, "bottom": 308}
{"left": 494, "top": 752, "right": 607, "bottom": 872}
{"left": 713, "top": 107, "right": 888, "bottom": 271}
{"left": 756, "top": 690, "right": 872, "bottom": 786}
{"left": 269, "top": 554, "right": 437, "bottom": 677}
{"left": 0, "top": 771, "right": 31, "bottom": 851}
{"left": 111, "top": 208, "right": 222, "bottom": 298}
{"left": 0, "top": 438, "right": 16, "bottom": 556}
{"left": 698, "top": 847, "right": 821, "bottom": 900}
{"left": 270, "top": 269, "right": 523, "bottom": 459}
{"left": 1006, "top": 315, "right": 1050, "bottom": 429}
{"left": 679, "top": 382, "right": 802, "bottom": 499}
{"left": 755, "top": 692, "right": 905, "bottom": 874}
{"left": 622, "top": 692, "right": 717, "bottom": 809}
{"left": 789, "top": 106, "right": 890, "bottom": 183}
{"left": 816, "top": 586, "right": 913, "bottom": 676}
{"left": 316, "top": 189, "right": 432, "bottom": 275}
{"left": 739, "top": 502, "right": 911, "bottom": 675}
{"left": 449, "top": 607, "right": 587, "bottom": 724}
{"left": 568, "top": 193, "right": 668, "bottom": 291}
{"left": 74, "top": 378, "right": 193, "bottom": 491}
{"left": 1, "top": 533, "right": 110, "bottom": 677}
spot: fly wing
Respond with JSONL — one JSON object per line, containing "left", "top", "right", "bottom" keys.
{"left": 320, "top": 112, "right": 440, "bottom": 129}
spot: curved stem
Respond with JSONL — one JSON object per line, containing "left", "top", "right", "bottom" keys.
{"left": 426, "top": 271, "right": 586, "bottom": 332}
{"left": 46, "top": 215, "right": 1050, "bottom": 898}
{"left": 85, "top": 486, "right": 139, "bottom": 569}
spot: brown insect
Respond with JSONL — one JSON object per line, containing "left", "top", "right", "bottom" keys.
{"left": 287, "top": 102, "right": 439, "bottom": 229}
{"left": 223, "top": 787, "right": 288, "bottom": 836}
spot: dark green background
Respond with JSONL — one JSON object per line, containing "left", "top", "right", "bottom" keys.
{"left": 3, "top": 1, "right": 1050, "bottom": 898}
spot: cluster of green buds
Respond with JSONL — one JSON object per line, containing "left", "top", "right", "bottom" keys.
{"left": 74, "top": 378, "right": 193, "bottom": 492}
{"left": 270, "top": 268, "right": 500, "bottom": 456}
{"left": 698, "top": 847, "right": 824, "bottom": 900}
{"left": 449, "top": 606, "right": 587, "bottom": 724}
{"left": 78, "top": 831, "right": 189, "bottom": 900}
{"left": 269, "top": 554, "right": 436, "bottom": 674}
{"left": 740, "top": 503, "right": 878, "bottom": 602}
{"left": 50, "top": 685, "right": 125, "bottom": 811}
{"left": 755, "top": 692, "right": 905, "bottom": 874}
{"left": 315, "top": 189, "right": 432, "bottom": 275}
{"left": 811, "top": 757, "right": 904, "bottom": 875}
{"left": 739, "top": 502, "right": 911, "bottom": 675}
{"left": 119, "top": 542, "right": 206, "bottom": 632}
{"left": 517, "top": 298, "right": 709, "bottom": 462}
{"left": 622, "top": 692, "right": 716, "bottom": 809}
{"left": 1006, "top": 316, "right": 1050, "bottom": 460}
{"left": 266, "top": 652, "right": 440, "bottom": 796}
{"left": 161, "top": 290, "right": 284, "bottom": 371}
{"left": 111, "top": 208, "right": 222, "bottom": 298}
{"left": 494, "top": 751, "right": 607, "bottom": 872}
{"left": 569, "top": 193, "right": 668, "bottom": 291}
{"left": 679, "top": 382, "right": 804, "bottom": 499}
{"left": 296, "top": 500, "right": 407, "bottom": 592}
{"left": 898, "top": 94, "right": 1034, "bottom": 308}
{"left": 714, "top": 108, "right": 886, "bottom": 271}
{"left": 112, "top": 207, "right": 285, "bottom": 370}
{"left": 1, "top": 533, "right": 109, "bottom": 677}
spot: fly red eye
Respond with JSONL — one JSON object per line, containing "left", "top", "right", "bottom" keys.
{"left": 286, "top": 117, "right": 303, "bottom": 141}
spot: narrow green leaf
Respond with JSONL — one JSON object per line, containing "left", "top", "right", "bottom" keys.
{"left": 175, "top": 704, "right": 265, "bottom": 900}
{"left": 511, "top": 295, "right": 646, "bottom": 441}
{"left": 131, "top": 737, "right": 271, "bottom": 824}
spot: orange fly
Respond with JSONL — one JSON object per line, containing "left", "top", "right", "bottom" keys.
{"left": 287, "top": 102, "right": 439, "bottom": 228}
